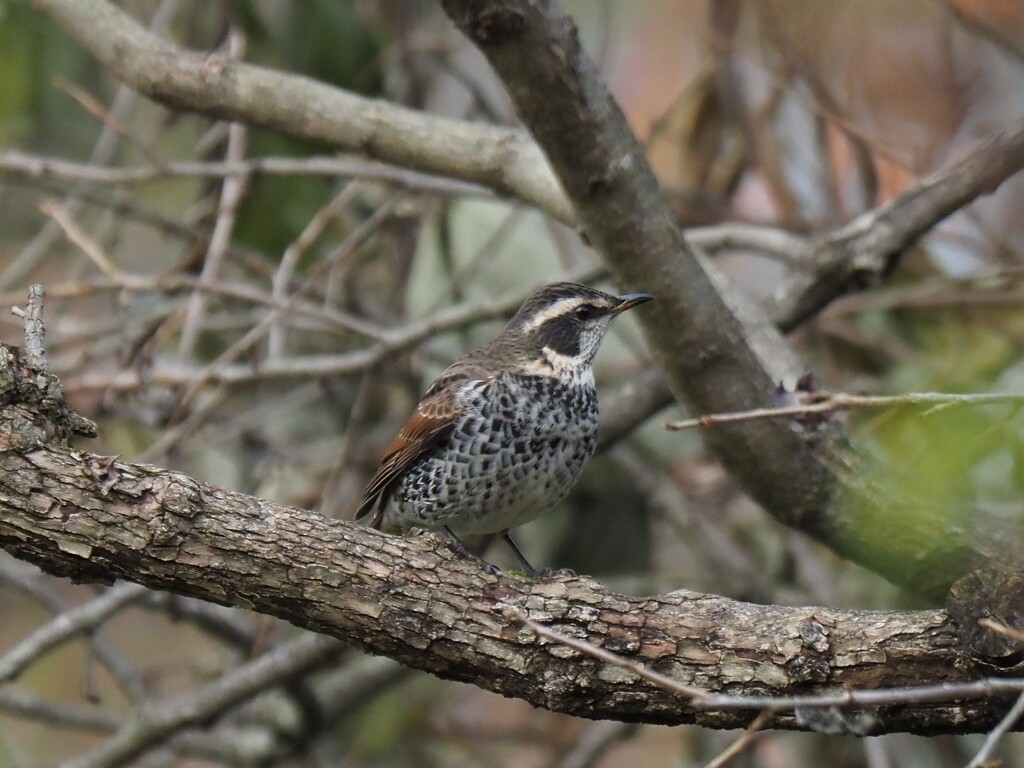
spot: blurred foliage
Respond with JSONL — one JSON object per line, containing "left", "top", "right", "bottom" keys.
{"left": 0, "top": 3, "right": 101, "bottom": 154}
{"left": 830, "top": 270, "right": 1024, "bottom": 597}
{"left": 231, "top": 1, "right": 385, "bottom": 255}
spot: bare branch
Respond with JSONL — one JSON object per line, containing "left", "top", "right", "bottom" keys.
{"left": 555, "top": 721, "right": 637, "bottom": 768}
{"left": 267, "top": 184, "right": 364, "bottom": 359}
{"left": 771, "top": 117, "right": 1024, "bottom": 330}
{"left": 702, "top": 711, "right": 773, "bottom": 768}
{"left": 965, "top": 691, "right": 1024, "bottom": 768}
{"left": 15, "top": 284, "right": 49, "bottom": 371}
{"left": 58, "top": 266, "right": 598, "bottom": 393}
{"left": 32, "top": 0, "right": 574, "bottom": 224}
{"left": 179, "top": 29, "right": 249, "bottom": 358}
{"left": 0, "top": 689, "right": 121, "bottom": 732}
{"left": 945, "top": 0, "right": 1024, "bottom": 64}
{"left": 39, "top": 199, "right": 121, "bottom": 277}
{"left": 0, "top": 150, "right": 494, "bottom": 198}
{"left": 0, "top": 388, "right": 1014, "bottom": 733}
{"left": 0, "top": 0, "right": 179, "bottom": 292}
{"left": 64, "top": 633, "right": 341, "bottom": 768}
{"left": 0, "top": 583, "right": 148, "bottom": 685}
{"left": 4, "top": 287, "right": 97, "bottom": 440}
{"left": 0, "top": 299, "right": 1016, "bottom": 734}
{"left": 665, "top": 391, "right": 1024, "bottom": 431}
{"left": 503, "top": 604, "right": 710, "bottom": 700}
{"left": 0, "top": 151, "right": 817, "bottom": 265}
{"left": 597, "top": 366, "right": 674, "bottom": 448}
{"left": 0, "top": 557, "right": 147, "bottom": 701}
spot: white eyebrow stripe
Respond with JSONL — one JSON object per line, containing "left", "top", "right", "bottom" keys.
{"left": 520, "top": 297, "right": 588, "bottom": 331}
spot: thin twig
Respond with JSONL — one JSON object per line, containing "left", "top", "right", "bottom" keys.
{"left": 63, "top": 633, "right": 342, "bottom": 768}
{"left": 178, "top": 28, "right": 248, "bottom": 358}
{"left": 17, "top": 284, "right": 49, "bottom": 371}
{"left": 0, "top": 689, "right": 121, "bottom": 732}
{"left": 665, "top": 391, "right": 1024, "bottom": 431}
{"left": 268, "top": 182, "right": 363, "bottom": 358}
{"left": 0, "top": 150, "right": 491, "bottom": 198}
{"left": 63, "top": 264, "right": 601, "bottom": 394}
{"left": 39, "top": 198, "right": 121, "bottom": 277}
{"left": 317, "top": 371, "right": 377, "bottom": 516}
{"left": 979, "top": 617, "right": 1024, "bottom": 644}
{"left": 0, "top": 583, "right": 149, "bottom": 684}
{"left": 1, "top": 150, "right": 820, "bottom": 264}
{"left": 702, "top": 711, "right": 774, "bottom": 768}
{"left": 35, "top": 0, "right": 573, "bottom": 223}
{"left": 173, "top": 189, "right": 405, "bottom": 418}
{"left": 964, "top": 690, "right": 1024, "bottom": 768}
{"left": 0, "top": 0, "right": 181, "bottom": 291}
{"left": 555, "top": 721, "right": 637, "bottom": 768}
{"left": 4, "top": 271, "right": 385, "bottom": 341}
{"left": 54, "top": 77, "right": 165, "bottom": 167}
{"left": 505, "top": 604, "right": 712, "bottom": 700}
{"left": 945, "top": 0, "right": 1024, "bottom": 64}
{"left": 863, "top": 737, "right": 893, "bottom": 768}
{"left": 0, "top": 558, "right": 147, "bottom": 701}
{"left": 507, "top": 604, "right": 1024, "bottom": 714}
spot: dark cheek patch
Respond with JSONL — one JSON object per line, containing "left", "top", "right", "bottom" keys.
{"left": 538, "top": 316, "right": 581, "bottom": 357}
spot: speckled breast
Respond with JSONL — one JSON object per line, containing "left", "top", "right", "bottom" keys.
{"left": 385, "top": 372, "right": 599, "bottom": 535}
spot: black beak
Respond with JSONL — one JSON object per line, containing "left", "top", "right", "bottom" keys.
{"left": 612, "top": 291, "right": 654, "bottom": 314}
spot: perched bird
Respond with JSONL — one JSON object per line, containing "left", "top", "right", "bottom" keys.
{"left": 354, "top": 282, "right": 652, "bottom": 572}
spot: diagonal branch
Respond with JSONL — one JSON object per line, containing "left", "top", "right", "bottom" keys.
{"left": 436, "top": 0, "right": 839, "bottom": 566}
{"left": 0, "top": 426, "right": 997, "bottom": 733}
{"left": 63, "top": 633, "right": 342, "bottom": 768}
{"left": 0, "top": 282, "right": 1018, "bottom": 735}
{"left": 434, "top": 0, "right": 1024, "bottom": 597}
{"left": 0, "top": 348, "right": 1016, "bottom": 735}
{"left": 32, "top": 0, "right": 574, "bottom": 224}
{"left": 771, "top": 117, "right": 1024, "bottom": 330}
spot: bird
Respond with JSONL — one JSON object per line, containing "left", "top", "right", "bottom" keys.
{"left": 354, "top": 281, "right": 653, "bottom": 573}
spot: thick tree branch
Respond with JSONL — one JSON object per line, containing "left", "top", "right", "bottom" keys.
{"left": 0, "top": 411, "right": 1019, "bottom": 734}
{"left": 0, "top": 316, "right": 1015, "bottom": 738}
{"left": 771, "top": 117, "right": 1024, "bottom": 330}
{"left": 0, "top": 286, "right": 1019, "bottom": 735}
{"left": 436, "top": 0, "right": 1024, "bottom": 597}
{"left": 32, "top": 0, "right": 574, "bottom": 224}
{"left": 436, "top": 0, "right": 840, "bottom": 556}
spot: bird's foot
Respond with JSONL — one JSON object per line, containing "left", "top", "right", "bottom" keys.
{"left": 537, "top": 566, "right": 577, "bottom": 579}
{"left": 439, "top": 527, "right": 501, "bottom": 575}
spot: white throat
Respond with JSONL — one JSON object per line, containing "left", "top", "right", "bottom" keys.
{"left": 522, "top": 346, "right": 595, "bottom": 386}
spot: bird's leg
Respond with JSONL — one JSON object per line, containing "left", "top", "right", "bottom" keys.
{"left": 440, "top": 526, "right": 501, "bottom": 575}
{"left": 500, "top": 531, "right": 537, "bottom": 575}
{"left": 502, "top": 533, "right": 575, "bottom": 578}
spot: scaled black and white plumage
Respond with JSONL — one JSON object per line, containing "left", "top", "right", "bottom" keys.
{"left": 354, "top": 282, "right": 652, "bottom": 571}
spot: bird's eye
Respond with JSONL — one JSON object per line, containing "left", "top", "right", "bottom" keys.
{"left": 574, "top": 305, "right": 595, "bottom": 321}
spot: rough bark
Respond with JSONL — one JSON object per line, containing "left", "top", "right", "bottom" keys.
{"left": 0, "top": 358, "right": 1018, "bottom": 734}
{"left": 0, "top": 440, "right": 973, "bottom": 731}
{"left": 35, "top": 0, "right": 839, "bottom": 550}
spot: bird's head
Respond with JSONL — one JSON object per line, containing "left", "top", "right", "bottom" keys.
{"left": 496, "top": 282, "right": 653, "bottom": 377}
